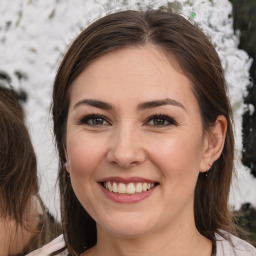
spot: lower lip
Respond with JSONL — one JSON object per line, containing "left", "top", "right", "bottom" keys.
{"left": 99, "top": 184, "right": 157, "bottom": 204}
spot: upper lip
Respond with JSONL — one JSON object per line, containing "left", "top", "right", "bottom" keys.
{"left": 97, "top": 176, "right": 158, "bottom": 184}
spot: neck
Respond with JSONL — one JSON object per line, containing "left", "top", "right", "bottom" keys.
{"left": 86, "top": 218, "right": 212, "bottom": 256}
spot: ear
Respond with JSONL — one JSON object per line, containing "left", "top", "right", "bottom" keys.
{"left": 199, "top": 115, "right": 227, "bottom": 173}
{"left": 64, "top": 147, "right": 71, "bottom": 173}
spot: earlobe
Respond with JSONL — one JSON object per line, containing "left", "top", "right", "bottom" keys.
{"left": 65, "top": 161, "right": 71, "bottom": 173}
{"left": 200, "top": 115, "right": 227, "bottom": 173}
{"left": 64, "top": 147, "right": 71, "bottom": 173}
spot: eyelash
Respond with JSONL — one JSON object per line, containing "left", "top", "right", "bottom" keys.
{"left": 77, "top": 113, "right": 177, "bottom": 127}
{"left": 145, "top": 114, "right": 177, "bottom": 127}
{"left": 78, "top": 114, "right": 110, "bottom": 126}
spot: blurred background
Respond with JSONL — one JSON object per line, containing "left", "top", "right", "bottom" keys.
{"left": 230, "top": 0, "right": 256, "bottom": 245}
{"left": 0, "top": 0, "right": 255, "bottom": 245}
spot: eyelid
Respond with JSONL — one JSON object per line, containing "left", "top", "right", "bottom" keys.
{"left": 145, "top": 114, "right": 177, "bottom": 126}
{"left": 76, "top": 113, "right": 177, "bottom": 127}
{"left": 77, "top": 113, "right": 111, "bottom": 126}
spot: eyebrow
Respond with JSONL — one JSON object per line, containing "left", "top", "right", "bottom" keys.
{"left": 73, "top": 98, "right": 186, "bottom": 111}
{"left": 137, "top": 98, "right": 186, "bottom": 111}
{"left": 73, "top": 99, "right": 112, "bottom": 110}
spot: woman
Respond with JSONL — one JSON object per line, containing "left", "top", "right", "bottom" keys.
{"left": 0, "top": 86, "right": 61, "bottom": 255}
{"left": 31, "top": 9, "right": 256, "bottom": 256}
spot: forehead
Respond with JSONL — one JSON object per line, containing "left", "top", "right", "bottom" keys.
{"left": 69, "top": 45, "right": 199, "bottom": 112}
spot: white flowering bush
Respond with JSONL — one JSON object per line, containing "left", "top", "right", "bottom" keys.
{"left": 0, "top": 0, "right": 255, "bottom": 217}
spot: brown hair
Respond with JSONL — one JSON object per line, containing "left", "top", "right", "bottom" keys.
{"left": 52, "top": 9, "right": 235, "bottom": 255}
{"left": 0, "top": 86, "right": 62, "bottom": 255}
{"left": 0, "top": 87, "right": 38, "bottom": 223}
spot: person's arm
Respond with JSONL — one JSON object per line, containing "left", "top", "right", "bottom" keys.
{"left": 0, "top": 219, "right": 11, "bottom": 256}
{"left": 0, "top": 196, "right": 42, "bottom": 255}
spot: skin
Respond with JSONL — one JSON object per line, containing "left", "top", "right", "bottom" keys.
{"left": 65, "top": 45, "right": 227, "bottom": 256}
{"left": 0, "top": 196, "right": 42, "bottom": 255}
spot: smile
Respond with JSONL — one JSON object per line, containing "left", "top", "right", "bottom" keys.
{"left": 98, "top": 177, "right": 159, "bottom": 203}
{"left": 103, "top": 181, "right": 156, "bottom": 195}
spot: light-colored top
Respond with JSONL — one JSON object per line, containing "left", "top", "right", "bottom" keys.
{"left": 215, "top": 232, "right": 256, "bottom": 256}
{"left": 25, "top": 234, "right": 66, "bottom": 256}
{"left": 26, "top": 232, "right": 256, "bottom": 256}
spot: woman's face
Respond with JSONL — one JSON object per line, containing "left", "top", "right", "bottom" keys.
{"left": 65, "top": 45, "right": 210, "bottom": 238}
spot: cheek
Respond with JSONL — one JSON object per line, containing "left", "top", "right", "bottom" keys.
{"left": 66, "top": 135, "right": 106, "bottom": 176}
{"left": 147, "top": 132, "right": 203, "bottom": 179}
{"left": 66, "top": 136, "right": 106, "bottom": 214}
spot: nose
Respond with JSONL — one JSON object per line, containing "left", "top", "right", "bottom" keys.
{"left": 106, "top": 125, "right": 146, "bottom": 168}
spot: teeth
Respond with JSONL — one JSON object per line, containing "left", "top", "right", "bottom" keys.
{"left": 142, "top": 183, "right": 148, "bottom": 192}
{"left": 135, "top": 183, "right": 142, "bottom": 193}
{"left": 118, "top": 183, "right": 126, "bottom": 194}
{"left": 113, "top": 182, "right": 118, "bottom": 193}
{"left": 103, "top": 182, "right": 156, "bottom": 194}
{"left": 127, "top": 183, "right": 136, "bottom": 194}
{"left": 107, "top": 181, "right": 113, "bottom": 192}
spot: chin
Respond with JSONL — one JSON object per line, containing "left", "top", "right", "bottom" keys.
{"left": 98, "top": 214, "right": 154, "bottom": 238}
{"left": 108, "top": 225, "right": 151, "bottom": 238}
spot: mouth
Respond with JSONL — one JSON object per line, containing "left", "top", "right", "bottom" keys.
{"left": 100, "top": 181, "right": 159, "bottom": 195}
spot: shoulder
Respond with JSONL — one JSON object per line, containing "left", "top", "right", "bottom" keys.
{"left": 216, "top": 231, "right": 256, "bottom": 256}
{"left": 25, "top": 234, "right": 67, "bottom": 256}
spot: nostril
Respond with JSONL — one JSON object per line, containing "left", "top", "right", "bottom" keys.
{"left": 106, "top": 142, "right": 146, "bottom": 168}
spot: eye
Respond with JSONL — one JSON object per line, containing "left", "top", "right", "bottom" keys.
{"left": 146, "top": 114, "right": 177, "bottom": 127}
{"left": 78, "top": 114, "right": 110, "bottom": 126}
